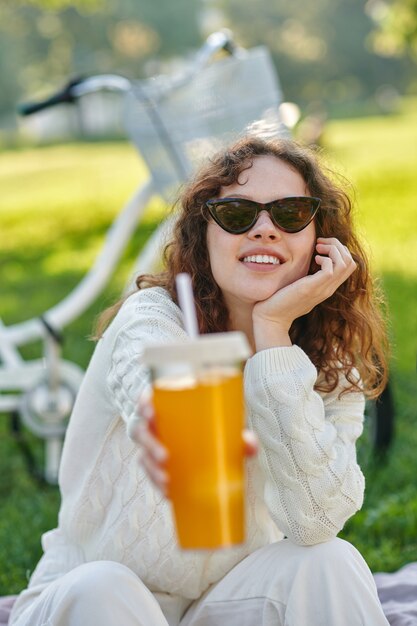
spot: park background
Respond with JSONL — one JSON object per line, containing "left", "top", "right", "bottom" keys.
{"left": 1, "top": 0, "right": 417, "bottom": 595}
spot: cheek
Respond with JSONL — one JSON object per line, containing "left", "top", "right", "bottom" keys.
{"left": 293, "top": 226, "right": 316, "bottom": 273}
{"left": 298, "top": 253, "right": 314, "bottom": 278}
{"left": 207, "top": 222, "right": 238, "bottom": 260}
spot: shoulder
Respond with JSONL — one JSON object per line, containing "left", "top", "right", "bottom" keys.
{"left": 113, "top": 286, "right": 182, "bottom": 329}
{"left": 101, "top": 286, "right": 186, "bottom": 349}
{"left": 122, "top": 285, "right": 177, "bottom": 312}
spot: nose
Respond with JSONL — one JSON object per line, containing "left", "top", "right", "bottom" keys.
{"left": 247, "top": 210, "right": 281, "bottom": 241}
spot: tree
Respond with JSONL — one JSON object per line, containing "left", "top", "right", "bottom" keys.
{"left": 0, "top": 0, "right": 202, "bottom": 118}
{"left": 216, "top": 0, "right": 414, "bottom": 110}
{"left": 367, "top": 0, "right": 417, "bottom": 61}
{"left": 11, "top": 0, "right": 101, "bottom": 8}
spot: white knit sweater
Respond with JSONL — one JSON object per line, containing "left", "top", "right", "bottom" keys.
{"left": 25, "top": 287, "right": 365, "bottom": 600}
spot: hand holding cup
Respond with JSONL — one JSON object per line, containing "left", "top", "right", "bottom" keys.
{"left": 133, "top": 395, "right": 258, "bottom": 497}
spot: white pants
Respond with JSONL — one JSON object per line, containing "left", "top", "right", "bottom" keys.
{"left": 11, "top": 538, "right": 389, "bottom": 626}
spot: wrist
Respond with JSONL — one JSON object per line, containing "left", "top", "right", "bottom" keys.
{"left": 253, "top": 316, "right": 292, "bottom": 351}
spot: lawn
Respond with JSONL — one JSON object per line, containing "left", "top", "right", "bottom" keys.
{"left": 322, "top": 100, "right": 417, "bottom": 570}
{"left": 1, "top": 101, "right": 417, "bottom": 594}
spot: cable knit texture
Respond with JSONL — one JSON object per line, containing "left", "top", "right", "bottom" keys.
{"left": 12, "top": 286, "right": 365, "bottom": 618}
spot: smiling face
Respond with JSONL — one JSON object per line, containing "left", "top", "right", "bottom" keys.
{"left": 206, "top": 155, "right": 317, "bottom": 315}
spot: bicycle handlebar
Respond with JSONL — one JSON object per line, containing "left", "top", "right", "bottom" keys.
{"left": 17, "top": 29, "right": 239, "bottom": 116}
{"left": 17, "top": 77, "right": 86, "bottom": 116}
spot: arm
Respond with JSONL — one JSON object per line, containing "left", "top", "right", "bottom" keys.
{"left": 244, "top": 345, "right": 365, "bottom": 546}
{"left": 106, "top": 288, "right": 188, "bottom": 437}
{"left": 106, "top": 288, "right": 259, "bottom": 494}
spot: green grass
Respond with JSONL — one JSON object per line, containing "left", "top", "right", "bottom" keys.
{"left": 324, "top": 102, "right": 417, "bottom": 372}
{"left": 1, "top": 102, "right": 417, "bottom": 594}
{"left": 0, "top": 141, "right": 166, "bottom": 593}
{"left": 322, "top": 99, "right": 417, "bottom": 571}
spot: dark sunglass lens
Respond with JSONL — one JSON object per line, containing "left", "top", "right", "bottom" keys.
{"left": 212, "top": 201, "right": 256, "bottom": 232}
{"left": 272, "top": 198, "right": 316, "bottom": 232}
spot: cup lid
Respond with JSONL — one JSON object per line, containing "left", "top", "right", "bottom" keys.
{"left": 142, "top": 331, "right": 252, "bottom": 366}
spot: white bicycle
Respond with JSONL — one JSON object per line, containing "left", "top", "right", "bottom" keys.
{"left": 0, "top": 31, "right": 290, "bottom": 484}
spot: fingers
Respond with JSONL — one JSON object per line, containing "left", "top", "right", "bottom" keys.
{"left": 135, "top": 388, "right": 259, "bottom": 496}
{"left": 243, "top": 429, "right": 258, "bottom": 457}
{"left": 314, "top": 253, "right": 334, "bottom": 275}
{"left": 137, "top": 391, "right": 158, "bottom": 435}
{"left": 317, "top": 242, "right": 344, "bottom": 267}
{"left": 316, "top": 237, "right": 355, "bottom": 263}
{"left": 315, "top": 237, "right": 357, "bottom": 279}
{"left": 133, "top": 395, "right": 170, "bottom": 495}
{"left": 136, "top": 421, "right": 170, "bottom": 495}
{"left": 307, "top": 236, "right": 357, "bottom": 304}
{"left": 140, "top": 448, "right": 169, "bottom": 496}
{"left": 135, "top": 420, "right": 168, "bottom": 464}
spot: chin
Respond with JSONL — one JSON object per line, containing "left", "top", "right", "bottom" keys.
{"left": 243, "top": 286, "right": 282, "bottom": 304}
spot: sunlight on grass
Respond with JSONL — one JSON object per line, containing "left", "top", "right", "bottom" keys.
{"left": 0, "top": 142, "right": 169, "bottom": 341}
{"left": 325, "top": 100, "right": 417, "bottom": 373}
{"left": 326, "top": 99, "right": 417, "bottom": 279}
{"left": 0, "top": 142, "right": 166, "bottom": 253}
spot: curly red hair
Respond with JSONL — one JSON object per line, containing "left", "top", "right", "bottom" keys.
{"left": 96, "top": 137, "right": 389, "bottom": 398}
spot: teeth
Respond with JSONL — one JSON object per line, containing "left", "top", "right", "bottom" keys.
{"left": 242, "top": 255, "right": 280, "bottom": 264}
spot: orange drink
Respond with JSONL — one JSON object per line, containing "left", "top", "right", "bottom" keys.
{"left": 154, "top": 368, "right": 244, "bottom": 549}
{"left": 143, "top": 332, "right": 251, "bottom": 549}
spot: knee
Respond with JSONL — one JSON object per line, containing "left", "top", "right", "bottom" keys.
{"left": 253, "top": 540, "right": 383, "bottom": 624}
{"left": 288, "top": 537, "right": 373, "bottom": 589}
{"left": 304, "top": 538, "right": 364, "bottom": 571}
{"left": 304, "top": 537, "right": 352, "bottom": 559}
{"left": 263, "top": 537, "right": 370, "bottom": 588}
{"left": 64, "top": 561, "right": 137, "bottom": 601}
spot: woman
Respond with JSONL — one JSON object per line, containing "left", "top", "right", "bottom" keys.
{"left": 10, "top": 137, "right": 389, "bottom": 626}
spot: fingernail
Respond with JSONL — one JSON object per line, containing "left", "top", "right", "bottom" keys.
{"left": 244, "top": 431, "right": 258, "bottom": 445}
{"left": 154, "top": 446, "right": 168, "bottom": 463}
{"left": 155, "top": 467, "right": 169, "bottom": 484}
{"left": 142, "top": 405, "right": 153, "bottom": 420}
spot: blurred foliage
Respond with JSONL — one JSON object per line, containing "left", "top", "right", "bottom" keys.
{"left": 216, "top": 0, "right": 415, "bottom": 109}
{"left": 367, "top": 0, "right": 417, "bottom": 61}
{"left": 0, "top": 0, "right": 201, "bottom": 119}
{"left": 0, "top": 0, "right": 416, "bottom": 128}
{"left": 13, "top": 0, "right": 103, "bottom": 8}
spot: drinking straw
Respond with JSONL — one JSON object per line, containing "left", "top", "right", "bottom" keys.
{"left": 175, "top": 273, "right": 199, "bottom": 338}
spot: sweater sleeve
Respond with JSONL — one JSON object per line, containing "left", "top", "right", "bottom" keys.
{"left": 244, "top": 344, "right": 365, "bottom": 546}
{"left": 106, "top": 289, "right": 188, "bottom": 437}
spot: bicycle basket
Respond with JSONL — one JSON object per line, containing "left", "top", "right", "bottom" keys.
{"left": 124, "top": 46, "right": 288, "bottom": 200}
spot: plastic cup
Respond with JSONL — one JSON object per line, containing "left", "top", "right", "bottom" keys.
{"left": 143, "top": 332, "right": 251, "bottom": 549}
